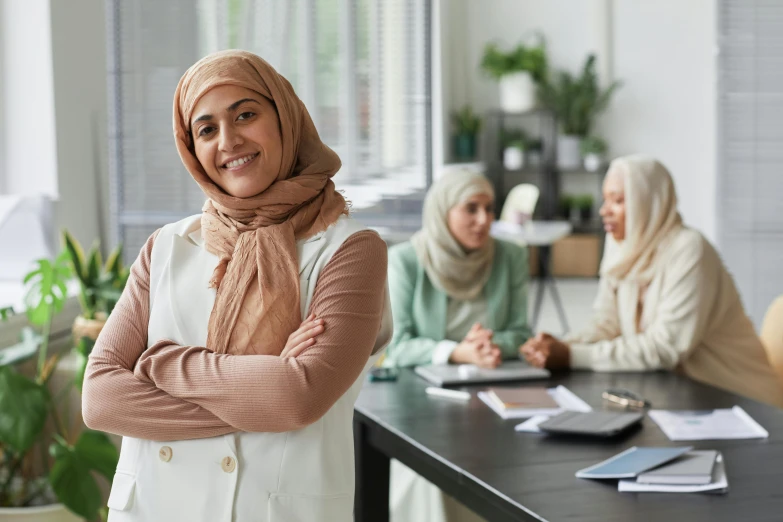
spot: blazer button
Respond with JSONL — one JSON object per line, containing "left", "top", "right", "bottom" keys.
{"left": 221, "top": 456, "right": 236, "bottom": 473}
{"left": 158, "top": 446, "right": 173, "bottom": 462}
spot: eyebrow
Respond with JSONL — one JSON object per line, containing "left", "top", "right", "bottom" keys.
{"left": 192, "top": 98, "right": 261, "bottom": 125}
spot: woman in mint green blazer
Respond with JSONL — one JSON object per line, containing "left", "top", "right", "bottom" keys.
{"left": 384, "top": 169, "right": 532, "bottom": 368}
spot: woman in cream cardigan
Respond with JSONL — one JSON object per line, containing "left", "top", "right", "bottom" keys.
{"left": 385, "top": 169, "right": 531, "bottom": 522}
{"left": 384, "top": 169, "right": 532, "bottom": 369}
{"left": 522, "top": 155, "right": 783, "bottom": 407}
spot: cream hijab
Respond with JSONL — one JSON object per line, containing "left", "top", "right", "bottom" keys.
{"left": 601, "top": 155, "right": 683, "bottom": 285}
{"left": 173, "top": 50, "right": 348, "bottom": 356}
{"left": 411, "top": 170, "right": 495, "bottom": 300}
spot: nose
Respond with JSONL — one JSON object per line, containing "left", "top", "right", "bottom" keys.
{"left": 218, "top": 125, "right": 242, "bottom": 152}
{"left": 599, "top": 200, "right": 610, "bottom": 218}
{"left": 476, "top": 209, "right": 490, "bottom": 226}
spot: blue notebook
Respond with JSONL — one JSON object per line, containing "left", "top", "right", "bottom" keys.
{"left": 576, "top": 446, "right": 693, "bottom": 479}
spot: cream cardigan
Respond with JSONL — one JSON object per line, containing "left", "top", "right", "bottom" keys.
{"left": 569, "top": 228, "right": 783, "bottom": 407}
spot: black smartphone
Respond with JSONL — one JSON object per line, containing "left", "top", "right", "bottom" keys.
{"left": 368, "top": 367, "right": 399, "bottom": 382}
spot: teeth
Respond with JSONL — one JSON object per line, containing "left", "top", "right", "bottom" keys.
{"left": 224, "top": 154, "right": 255, "bottom": 168}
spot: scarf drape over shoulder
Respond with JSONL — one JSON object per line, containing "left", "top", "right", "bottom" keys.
{"left": 411, "top": 169, "right": 495, "bottom": 300}
{"left": 173, "top": 49, "right": 348, "bottom": 356}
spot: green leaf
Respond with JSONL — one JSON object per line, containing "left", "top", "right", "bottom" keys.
{"left": 104, "top": 244, "right": 124, "bottom": 279}
{"left": 86, "top": 244, "right": 102, "bottom": 285}
{"left": 62, "top": 230, "right": 87, "bottom": 282}
{"left": 74, "top": 430, "right": 119, "bottom": 481}
{"left": 23, "top": 254, "right": 71, "bottom": 326}
{"left": 50, "top": 430, "right": 119, "bottom": 519}
{"left": 0, "top": 366, "right": 49, "bottom": 453}
{"left": 0, "top": 306, "right": 15, "bottom": 321}
{"left": 73, "top": 337, "right": 95, "bottom": 391}
{"left": 50, "top": 441, "right": 103, "bottom": 520}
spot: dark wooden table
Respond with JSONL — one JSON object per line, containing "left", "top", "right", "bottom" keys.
{"left": 354, "top": 369, "right": 783, "bottom": 522}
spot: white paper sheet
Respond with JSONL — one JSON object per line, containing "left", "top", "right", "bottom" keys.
{"left": 648, "top": 406, "right": 768, "bottom": 441}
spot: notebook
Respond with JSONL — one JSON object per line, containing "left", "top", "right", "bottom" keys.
{"left": 648, "top": 406, "right": 768, "bottom": 441}
{"left": 636, "top": 450, "right": 718, "bottom": 485}
{"left": 486, "top": 387, "right": 559, "bottom": 410}
{"left": 619, "top": 454, "right": 728, "bottom": 494}
{"left": 575, "top": 446, "right": 693, "bottom": 479}
{"left": 538, "top": 410, "right": 644, "bottom": 438}
{"left": 478, "top": 385, "right": 591, "bottom": 419}
{"left": 414, "top": 360, "right": 550, "bottom": 386}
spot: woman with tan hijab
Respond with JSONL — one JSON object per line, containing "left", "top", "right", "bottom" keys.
{"left": 82, "top": 50, "right": 391, "bottom": 521}
{"left": 522, "top": 155, "right": 783, "bottom": 407}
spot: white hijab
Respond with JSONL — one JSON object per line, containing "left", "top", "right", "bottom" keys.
{"left": 411, "top": 170, "right": 496, "bottom": 300}
{"left": 601, "top": 155, "right": 683, "bottom": 285}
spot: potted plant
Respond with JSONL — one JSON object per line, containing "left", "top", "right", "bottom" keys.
{"left": 575, "top": 194, "right": 595, "bottom": 222}
{"left": 501, "top": 129, "right": 528, "bottom": 170}
{"left": 451, "top": 105, "right": 482, "bottom": 161}
{"left": 62, "top": 231, "right": 129, "bottom": 342}
{"left": 559, "top": 194, "right": 575, "bottom": 220}
{"left": 539, "top": 54, "right": 620, "bottom": 170}
{"left": 480, "top": 41, "right": 548, "bottom": 113}
{"left": 0, "top": 251, "right": 119, "bottom": 521}
{"left": 581, "top": 136, "right": 608, "bottom": 172}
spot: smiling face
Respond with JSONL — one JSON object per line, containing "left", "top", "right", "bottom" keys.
{"left": 447, "top": 192, "right": 495, "bottom": 251}
{"left": 190, "top": 84, "right": 283, "bottom": 198}
{"left": 600, "top": 167, "right": 626, "bottom": 241}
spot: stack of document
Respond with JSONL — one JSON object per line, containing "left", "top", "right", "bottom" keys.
{"left": 576, "top": 446, "right": 728, "bottom": 494}
{"left": 648, "top": 406, "right": 768, "bottom": 441}
{"left": 478, "top": 385, "right": 591, "bottom": 420}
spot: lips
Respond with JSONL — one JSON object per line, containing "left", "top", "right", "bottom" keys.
{"left": 221, "top": 152, "right": 259, "bottom": 170}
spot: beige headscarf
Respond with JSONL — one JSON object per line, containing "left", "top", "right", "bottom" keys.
{"left": 173, "top": 50, "right": 348, "bottom": 356}
{"left": 411, "top": 170, "right": 495, "bottom": 300}
{"left": 601, "top": 155, "right": 683, "bottom": 285}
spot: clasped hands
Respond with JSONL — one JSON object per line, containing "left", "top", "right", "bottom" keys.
{"left": 519, "top": 332, "right": 571, "bottom": 369}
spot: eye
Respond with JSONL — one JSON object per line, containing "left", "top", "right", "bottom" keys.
{"left": 465, "top": 204, "right": 478, "bottom": 214}
{"left": 197, "top": 125, "right": 215, "bottom": 137}
{"left": 237, "top": 111, "right": 255, "bottom": 121}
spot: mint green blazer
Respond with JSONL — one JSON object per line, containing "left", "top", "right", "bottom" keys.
{"left": 384, "top": 239, "right": 532, "bottom": 367}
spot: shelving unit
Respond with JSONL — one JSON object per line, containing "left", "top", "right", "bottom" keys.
{"left": 483, "top": 110, "right": 608, "bottom": 277}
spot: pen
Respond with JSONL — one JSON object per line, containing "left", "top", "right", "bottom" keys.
{"left": 426, "top": 387, "right": 471, "bottom": 401}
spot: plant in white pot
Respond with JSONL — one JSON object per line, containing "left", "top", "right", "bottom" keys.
{"left": 539, "top": 54, "right": 620, "bottom": 170}
{"left": 580, "top": 136, "right": 608, "bottom": 172}
{"left": 480, "top": 42, "right": 548, "bottom": 113}
{"left": 0, "top": 251, "right": 119, "bottom": 522}
{"left": 501, "top": 129, "right": 528, "bottom": 171}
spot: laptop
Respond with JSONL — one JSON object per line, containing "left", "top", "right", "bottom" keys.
{"left": 414, "top": 360, "right": 550, "bottom": 387}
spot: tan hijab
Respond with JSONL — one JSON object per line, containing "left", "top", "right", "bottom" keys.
{"left": 173, "top": 50, "right": 348, "bottom": 356}
{"left": 601, "top": 155, "right": 683, "bottom": 285}
{"left": 411, "top": 170, "right": 495, "bottom": 300}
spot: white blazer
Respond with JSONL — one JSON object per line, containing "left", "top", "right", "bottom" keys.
{"left": 107, "top": 214, "right": 392, "bottom": 522}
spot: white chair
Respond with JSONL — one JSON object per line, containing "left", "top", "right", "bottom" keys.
{"left": 499, "top": 184, "right": 540, "bottom": 225}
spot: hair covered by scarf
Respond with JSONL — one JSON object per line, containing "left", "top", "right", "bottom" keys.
{"left": 173, "top": 49, "right": 348, "bottom": 355}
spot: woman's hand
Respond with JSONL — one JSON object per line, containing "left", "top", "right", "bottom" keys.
{"left": 520, "top": 332, "right": 571, "bottom": 369}
{"left": 280, "top": 314, "right": 324, "bottom": 358}
{"left": 450, "top": 323, "right": 501, "bottom": 368}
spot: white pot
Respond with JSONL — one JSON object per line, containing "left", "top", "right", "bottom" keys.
{"left": 498, "top": 72, "right": 536, "bottom": 113}
{"left": 557, "top": 135, "right": 582, "bottom": 170}
{"left": 503, "top": 147, "right": 525, "bottom": 170}
{"left": 583, "top": 153, "right": 603, "bottom": 172}
{"left": 0, "top": 504, "right": 83, "bottom": 522}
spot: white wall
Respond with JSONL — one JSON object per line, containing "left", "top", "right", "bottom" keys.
{"left": 1, "top": 0, "right": 59, "bottom": 197}
{"left": 442, "top": 0, "right": 717, "bottom": 242}
{"left": 48, "top": 0, "right": 109, "bottom": 252}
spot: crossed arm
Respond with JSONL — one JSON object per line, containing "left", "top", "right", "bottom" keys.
{"left": 82, "top": 230, "right": 387, "bottom": 441}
